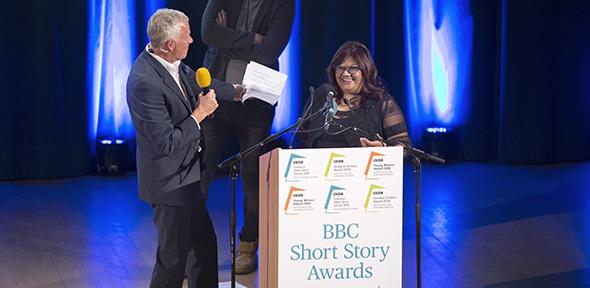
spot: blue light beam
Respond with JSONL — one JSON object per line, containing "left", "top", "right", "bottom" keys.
{"left": 88, "top": 0, "right": 136, "bottom": 147}
{"left": 273, "top": 0, "right": 301, "bottom": 139}
{"left": 404, "top": 0, "right": 472, "bottom": 145}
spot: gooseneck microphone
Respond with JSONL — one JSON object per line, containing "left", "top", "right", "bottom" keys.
{"left": 288, "top": 86, "right": 316, "bottom": 149}
{"left": 323, "top": 87, "right": 338, "bottom": 131}
{"left": 394, "top": 141, "right": 446, "bottom": 164}
{"left": 196, "top": 67, "right": 212, "bottom": 94}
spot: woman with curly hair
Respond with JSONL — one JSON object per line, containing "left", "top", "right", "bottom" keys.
{"left": 301, "top": 41, "right": 411, "bottom": 148}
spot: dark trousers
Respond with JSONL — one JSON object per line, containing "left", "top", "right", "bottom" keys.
{"left": 150, "top": 188, "right": 218, "bottom": 288}
{"left": 201, "top": 100, "right": 274, "bottom": 242}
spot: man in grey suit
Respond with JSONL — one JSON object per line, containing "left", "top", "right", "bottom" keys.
{"left": 126, "top": 8, "right": 236, "bottom": 288}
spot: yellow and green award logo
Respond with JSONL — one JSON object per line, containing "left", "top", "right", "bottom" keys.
{"left": 324, "top": 152, "right": 346, "bottom": 180}
{"left": 364, "top": 184, "right": 385, "bottom": 212}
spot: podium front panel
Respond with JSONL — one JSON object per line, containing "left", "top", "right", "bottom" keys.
{"left": 260, "top": 147, "right": 403, "bottom": 288}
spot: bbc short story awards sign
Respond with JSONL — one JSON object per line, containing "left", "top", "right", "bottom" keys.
{"left": 278, "top": 147, "right": 403, "bottom": 288}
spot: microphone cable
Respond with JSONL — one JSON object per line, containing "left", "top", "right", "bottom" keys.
{"left": 341, "top": 98, "right": 386, "bottom": 146}
{"left": 288, "top": 87, "right": 316, "bottom": 148}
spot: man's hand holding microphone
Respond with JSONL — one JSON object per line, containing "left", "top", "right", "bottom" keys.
{"left": 193, "top": 68, "right": 218, "bottom": 123}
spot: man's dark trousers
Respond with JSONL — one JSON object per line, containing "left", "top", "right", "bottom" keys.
{"left": 150, "top": 183, "right": 218, "bottom": 288}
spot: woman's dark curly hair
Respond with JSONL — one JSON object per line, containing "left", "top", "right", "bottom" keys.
{"left": 327, "top": 41, "right": 387, "bottom": 102}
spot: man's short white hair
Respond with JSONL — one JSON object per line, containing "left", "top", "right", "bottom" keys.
{"left": 147, "top": 8, "right": 189, "bottom": 49}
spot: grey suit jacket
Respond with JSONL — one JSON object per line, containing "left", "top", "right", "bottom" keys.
{"left": 126, "top": 50, "right": 235, "bottom": 205}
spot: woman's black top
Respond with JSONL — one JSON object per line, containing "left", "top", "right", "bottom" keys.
{"left": 300, "top": 84, "right": 411, "bottom": 148}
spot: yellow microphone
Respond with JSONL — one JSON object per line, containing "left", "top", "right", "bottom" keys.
{"left": 196, "top": 67, "right": 215, "bottom": 118}
{"left": 196, "top": 67, "right": 212, "bottom": 95}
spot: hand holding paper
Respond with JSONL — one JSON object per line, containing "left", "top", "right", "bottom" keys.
{"left": 241, "top": 61, "right": 288, "bottom": 105}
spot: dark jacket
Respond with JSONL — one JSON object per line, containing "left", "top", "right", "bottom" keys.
{"left": 201, "top": 0, "right": 295, "bottom": 80}
{"left": 126, "top": 50, "right": 236, "bottom": 205}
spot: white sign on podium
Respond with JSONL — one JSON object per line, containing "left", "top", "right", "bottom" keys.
{"left": 259, "top": 147, "right": 403, "bottom": 288}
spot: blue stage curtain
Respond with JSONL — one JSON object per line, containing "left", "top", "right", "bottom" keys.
{"left": 1, "top": 0, "right": 589, "bottom": 180}
{"left": 376, "top": 0, "right": 590, "bottom": 163}
{"left": 0, "top": 1, "right": 154, "bottom": 179}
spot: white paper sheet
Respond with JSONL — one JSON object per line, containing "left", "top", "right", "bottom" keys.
{"left": 241, "top": 61, "right": 288, "bottom": 105}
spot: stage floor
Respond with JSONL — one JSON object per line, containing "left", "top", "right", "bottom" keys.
{"left": 0, "top": 162, "right": 589, "bottom": 287}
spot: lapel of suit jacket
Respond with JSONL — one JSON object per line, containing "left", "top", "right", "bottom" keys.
{"left": 179, "top": 63, "right": 205, "bottom": 156}
{"left": 143, "top": 51, "right": 192, "bottom": 114}
{"left": 179, "top": 64, "right": 198, "bottom": 110}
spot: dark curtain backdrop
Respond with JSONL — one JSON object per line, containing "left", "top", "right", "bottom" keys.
{"left": 496, "top": 0, "right": 590, "bottom": 163}
{"left": 0, "top": 0, "right": 160, "bottom": 180}
{"left": 1, "top": 0, "right": 589, "bottom": 179}
{"left": 0, "top": 2, "right": 90, "bottom": 179}
{"left": 167, "top": 0, "right": 210, "bottom": 69}
{"left": 299, "top": 0, "right": 372, "bottom": 90}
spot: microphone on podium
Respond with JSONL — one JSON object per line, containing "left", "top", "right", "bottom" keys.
{"left": 196, "top": 67, "right": 212, "bottom": 95}
{"left": 322, "top": 86, "right": 338, "bottom": 130}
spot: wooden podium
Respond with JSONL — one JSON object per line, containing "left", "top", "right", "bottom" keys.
{"left": 259, "top": 147, "right": 404, "bottom": 288}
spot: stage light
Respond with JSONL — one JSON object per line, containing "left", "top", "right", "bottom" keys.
{"left": 426, "top": 127, "right": 448, "bottom": 133}
{"left": 404, "top": 0, "right": 472, "bottom": 147}
{"left": 88, "top": 0, "right": 163, "bottom": 173}
{"left": 88, "top": 0, "right": 137, "bottom": 175}
{"left": 273, "top": 0, "right": 300, "bottom": 142}
{"left": 422, "top": 126, "right": 458, "bottom": 161}
{"left": 96, "top": 138, "right": 130, "bottom": 176}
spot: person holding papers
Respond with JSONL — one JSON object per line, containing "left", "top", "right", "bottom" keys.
{"left": 200, "top": 0, "right": 295, "bottom": 274}
{"left": 301, "top": 41, "right": 411, "bottom": 149}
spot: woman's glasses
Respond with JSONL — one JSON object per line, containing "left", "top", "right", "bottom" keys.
{"left": 335, "top": 65, "right": 360, "bottom": 75}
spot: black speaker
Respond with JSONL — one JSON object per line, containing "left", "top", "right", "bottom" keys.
{"left": 421, "top": 127, "right": 460, "bottom": 162}
{"left": 96, "top": 139, "right": 130, "bottom": 176}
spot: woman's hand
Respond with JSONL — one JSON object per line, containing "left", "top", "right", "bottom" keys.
{"left": 360, "top": 137, "right": 385, "bottom": 147}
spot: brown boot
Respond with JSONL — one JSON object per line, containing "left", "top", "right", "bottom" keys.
{"left": 235, "top": 240, "right": 258, "bottom": 274}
